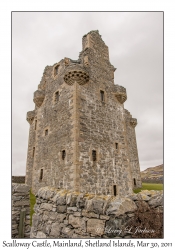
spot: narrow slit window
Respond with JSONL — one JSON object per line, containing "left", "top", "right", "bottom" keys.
{"left": 100, "top": 90, "right": 105, "bottom": 102}
{"left": 113, "top": 185, "right": 117, "bottom": 196}
{"left": 54, "top": 65, "right": 59, "bottom": 76}
{"left": 133, "top": 178, "right": 136, "bottom": 186}
{"left": 55, "top": 91, "right": 59, "bottom": 103}
{"left": 45, "top": 129, "right": 48, "bottom": 136}
{"left": 35, "top": 120, "right": 37, "bottom": 130}
{"left": 92, "top": 150, "right": 96, "bottom": 161}
{"left": 62, "top": 150, "right": 66, "bottom": 160}
{"left": 33, "top": 147, "right": 35, "bottom": 157}
{"left": 115, "top": 143, "right": 118, "bottom": 150}
{"left": 40, "top": 169, "right": 43, "bottom": 181}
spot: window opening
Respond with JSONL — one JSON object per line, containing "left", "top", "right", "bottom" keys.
{"left": 33, "top": 147, "right": 35, "bottom": 157}
{"left": 55, "top": 91, "right": 59, "bottom": 103}
{"left": 100, "top": 90, "right": 105, "bottom": 102}
{"left": 62, "top": 150, "right": 66, "bottom": 160}
{"left": 92, "top": 150, "right": 97, "bottom": 161}
{"left": 133, "top": 178, "right": 136, "bottom": 186}
{"left": 35, "top": 120, "right": 37, "bottom": 130}
{"left": 40, "top": 169, "right": 43, "bottom": 181}
{"left": 113, "top": 185, "right": 117, "bottom": 196}
{"left": 54, "top": 65, "right": 59, "bottom": 76}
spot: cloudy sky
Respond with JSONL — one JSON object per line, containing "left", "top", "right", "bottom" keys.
{"left": 12, "top": 12, "right": 163, "bottom": 175}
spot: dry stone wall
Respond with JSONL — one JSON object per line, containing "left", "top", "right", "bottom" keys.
{"left": 12, "top": 176, "right": 25, "bottom": 183}
{"left": 31, "top": 187, "right": 163, "bottom": 239}
{"left": 12, "top": 183, "right": 31, "bottom": 238}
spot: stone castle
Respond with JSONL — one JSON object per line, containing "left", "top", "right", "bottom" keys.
{"left": 25, "top": 30, "right": 141, "bottom": 196}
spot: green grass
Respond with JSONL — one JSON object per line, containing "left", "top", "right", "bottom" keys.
{"left": 134, "top": 183, "right": 163, "bottom": 193}
{"left": 30, "top": 190, "right": 36, "bottom": 225}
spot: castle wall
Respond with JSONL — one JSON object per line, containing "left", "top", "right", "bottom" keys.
{"left": 124, "top": 110, "right": 142, "bottom": 188}
{"left": 77, "top": 31, "right": 133, "bottom": 196}
{"left": 77, "top": 83, "right": 133, "bottom": 196}
{"left": 25, "top": 30, "right": 141, "bottom": 195}
{"left": 26, "top": 64, "right": 75, "bottom": 194}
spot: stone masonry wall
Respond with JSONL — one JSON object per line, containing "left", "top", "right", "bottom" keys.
{"left": 124, "top": 109, "right": 142, "bottom": 188}
{"left": 76, "top": 31, "right": 134, "bottom": 195}
{"left": 26, "top": 30, "right": 141, "bottom": 196}
{"left": 12, "top": 183, "right": 31, "bottom": 238}
{"left": 26, "top": 63, "right": 75, "bottom": 194}
{"left": 31, "top": 186, "right": 163, "bottom": 239}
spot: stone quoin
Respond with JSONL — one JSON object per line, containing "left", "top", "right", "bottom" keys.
{"left": 25, "top": 30, "right": 142, "bottom": 196}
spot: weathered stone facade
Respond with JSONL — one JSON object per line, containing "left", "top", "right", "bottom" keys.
{"left": 31, "top": 187, "right": 163, "bottom": 239}
{"left": 25, "top": 30, "right": 141, "bottom": 196}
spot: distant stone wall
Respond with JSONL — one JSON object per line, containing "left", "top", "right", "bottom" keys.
{"left": 12, "top": 176, "right": 25, "bottom": 183}
{"left": 12, "top": 183, "right": 31, "bottom": 238}
{"left": 142, "top": 178, "right": 163, "bottom": 184}
{"left": 31, "top": 187, "right": 163, "bottom": 238}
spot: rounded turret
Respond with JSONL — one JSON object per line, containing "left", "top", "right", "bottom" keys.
{"left": 64, "top": 64, "right": 89, "bottom": 86}
{"left": 113, "top": 85, "right": 127, "bottom": 104}
{"left": 130, "top": 118, "right": 137, "bottom": 127}
{"left": 26, "top": 110, "right": 35, "bottom": 124}
{"left": 33, "top": 90, "right": 45, "bottom": 107}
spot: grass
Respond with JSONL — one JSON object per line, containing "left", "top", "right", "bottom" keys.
{"left": 134, "top": 182, "right": 163, "bottom": 193}
{"left": 30, "top": 190, "right": 36, "bottom": 225}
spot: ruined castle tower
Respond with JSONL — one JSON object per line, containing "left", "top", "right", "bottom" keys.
{"left": 25, "top": 30, "right": 142, "bottom": 195}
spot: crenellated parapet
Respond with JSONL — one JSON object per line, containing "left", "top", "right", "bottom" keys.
{"left": 113, "top": 85, "right": 127, "bottom": 104}
{"left": 26, "top": 110, "right": 35, "bottom": 124}
{"left": 130, "top": 118, "right": 137, "bottom": 127}
{"left": 33, "top": 90, "right": 45, "bottom": 107}
{"left": 64, "top": 64, "right": 89, "bottom": 86}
